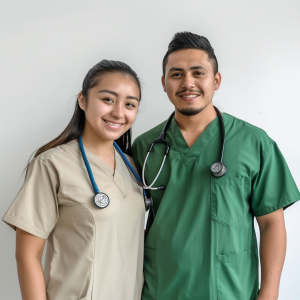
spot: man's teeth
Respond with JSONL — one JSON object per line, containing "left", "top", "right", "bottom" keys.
{"left": 105, "top": 121, "right": 122, "bottom": 126}
{"left": 183, "top": 94, "right": 198, "bottom": 98}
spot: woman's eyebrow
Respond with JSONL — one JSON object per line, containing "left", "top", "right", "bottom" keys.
{"left": 126, "top": 96, "right": 139, "bottom": 101}
{"left": 98, "top": 89, "right": 118, "bottom": 96}
{"left": 98, "top": 89, "right": 139, "bottom": 101}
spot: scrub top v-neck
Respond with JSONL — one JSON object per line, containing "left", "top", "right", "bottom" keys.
{"left": 132, "top": 113, "right": 300, "bottom": 300}
{"left": 2, "top": 140, "right": 145, "bottom": 300}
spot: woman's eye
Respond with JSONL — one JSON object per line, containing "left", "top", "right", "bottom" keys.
{"left": 126, "top": 103, "right": 136, "bottom": 108}
{"left": 103, "top": 98, "right": 113, "bottom": 103}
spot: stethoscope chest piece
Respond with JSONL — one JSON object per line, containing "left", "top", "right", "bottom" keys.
{"left": 211, "top": 162, "right": 227, "bottom": 177}
{"left": 144, "top": 195, "right": 153, "bottom": 211}
{"left": 94, "top": 192, "right": 110, "bottom": 208}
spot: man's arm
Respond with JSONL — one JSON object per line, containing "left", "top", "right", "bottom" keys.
{"left": 256, "top": 208, "right": 286, "bottom": 300}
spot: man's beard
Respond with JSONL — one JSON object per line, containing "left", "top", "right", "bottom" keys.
{"left": 176, "top": 100, "right": 212, "bottom": 116}
{"left": 177, "top": 107, "right": 204, "bottom": 116}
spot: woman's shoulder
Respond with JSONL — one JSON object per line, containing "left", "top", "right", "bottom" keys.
{"left": 33, "top": 140, "right": 79, "bottom": 166}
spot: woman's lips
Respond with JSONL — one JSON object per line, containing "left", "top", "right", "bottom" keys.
{"left": 103, "top": 119, "right": 124, "bottom": 129}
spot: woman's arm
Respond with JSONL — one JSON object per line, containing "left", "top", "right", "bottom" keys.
{"left": 16, "top": 228, "right": 47, "bottom": 300}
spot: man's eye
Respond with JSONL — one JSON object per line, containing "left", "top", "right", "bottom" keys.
{"left": 172, "top": 73, "right": 182, "bottom": 77}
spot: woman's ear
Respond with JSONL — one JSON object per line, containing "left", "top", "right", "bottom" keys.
{"left": 78, "top": 92, "right": 86, "bottom": 111}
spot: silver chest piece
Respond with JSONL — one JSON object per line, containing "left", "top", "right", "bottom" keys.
{"left": 94, "top": 192, "right": 110, "bottom": 208}
{"left": 211, "top": 162, "right": 227, "bottom": 177}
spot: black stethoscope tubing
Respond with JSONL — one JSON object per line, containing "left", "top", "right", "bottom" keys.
{"left": 79, "top": 106, "right": 226, "bottom": 211}
{"left": 142, "top": 106, "right": 227, "bottom": 191}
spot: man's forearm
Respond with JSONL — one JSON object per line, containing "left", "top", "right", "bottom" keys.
{"left": 257, "top": 219, "right": 286, "bottom": 300}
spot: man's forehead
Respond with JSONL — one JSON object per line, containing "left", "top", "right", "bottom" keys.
{"left": 166, "top": 49, "right": 211, "bottom": 70}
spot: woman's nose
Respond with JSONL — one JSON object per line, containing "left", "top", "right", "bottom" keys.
{"left": 111, "top": 104, "right": 125, "bottom": 118}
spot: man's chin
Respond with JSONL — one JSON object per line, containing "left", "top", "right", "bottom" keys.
{"left": 177, "top": 107, "right": 204, "bottom": 116}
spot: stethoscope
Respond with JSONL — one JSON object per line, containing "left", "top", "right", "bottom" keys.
{"left": 79, "top": 106, "right": 226, "bottom": 211}
{"left": 79, "top": 136, "right": 153, "bottom": 211}
{"left": 142, "top": 106, "right": 227, "bottom": 190}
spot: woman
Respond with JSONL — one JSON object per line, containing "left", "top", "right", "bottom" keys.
{"left": 2, "top": 60, "right": 145, "bottom": 300}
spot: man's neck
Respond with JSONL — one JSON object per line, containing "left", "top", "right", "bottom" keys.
{"left": 174, "top": 104, "right": 217, "bottom": 148}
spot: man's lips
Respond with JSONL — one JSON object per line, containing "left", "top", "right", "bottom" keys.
{"left": 178, "top": 93, "right": 202, "bottom": 101}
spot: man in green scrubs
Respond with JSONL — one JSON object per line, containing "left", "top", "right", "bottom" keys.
{"left": 132, "top": 32, "right": 300, "bottom": 300}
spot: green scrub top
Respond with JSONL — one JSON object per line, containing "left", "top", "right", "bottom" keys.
{"left": 132, "top": 113, "right": 300, "bottom": 300}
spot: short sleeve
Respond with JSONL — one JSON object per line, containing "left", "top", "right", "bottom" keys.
{"left": 2, "top": 157, "right": 59, "bottom": 239}
{"left": 251, "top": 142, "right": 300, "bottom": 216}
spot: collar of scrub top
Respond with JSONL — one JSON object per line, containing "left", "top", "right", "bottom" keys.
{"left": 142, "top": 106, "right": 227, "bottom": 191}
{"left": 79, "top": 135, "right": 152, "bottom": 211}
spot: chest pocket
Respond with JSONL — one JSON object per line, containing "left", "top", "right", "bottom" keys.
{"left": 210, "top": 175, "right": 246, "bottom": 226}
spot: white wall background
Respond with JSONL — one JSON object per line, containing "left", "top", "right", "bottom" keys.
{"left": 1, "top": 0, "right": 299, "bottom": 299}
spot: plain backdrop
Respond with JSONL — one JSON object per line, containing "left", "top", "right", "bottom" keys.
{"left": 1, "top": 0, "right": 299, "bottom": 299}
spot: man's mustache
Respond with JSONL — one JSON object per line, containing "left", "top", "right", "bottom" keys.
{"left": 175, "top": 89, "right": 203, "bottom": 96}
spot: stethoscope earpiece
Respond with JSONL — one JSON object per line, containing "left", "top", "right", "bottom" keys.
{"left": 157, "top": 186, "right": 165, "bottom": 190}
{"left": 211, "top": 162, "right": 227, "bottom": 177}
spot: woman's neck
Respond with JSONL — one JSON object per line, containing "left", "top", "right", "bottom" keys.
{"left": 81, "top": 124, "right": 115, "bottom": 170}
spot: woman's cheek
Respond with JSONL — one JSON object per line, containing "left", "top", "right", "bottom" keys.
{"left": 128, "top": 111, "right": 138, "bottom": 126}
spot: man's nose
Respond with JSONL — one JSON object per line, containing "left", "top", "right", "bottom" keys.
{"left": 181, "top": 74, "right": 195, "bottom": 89}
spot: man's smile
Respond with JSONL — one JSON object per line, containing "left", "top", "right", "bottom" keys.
{"left": 178, "top": 92, "right": 202, "bottom": 101}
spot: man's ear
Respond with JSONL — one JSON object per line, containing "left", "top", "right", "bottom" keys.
{"left": 214, "top": 72, "right": 222, "bottom": 90}
{"left": 161, "top": 75, "right": 166, "bottom": 92}
{"left": 78, "top": 92, "right": 86, "bottom": 111}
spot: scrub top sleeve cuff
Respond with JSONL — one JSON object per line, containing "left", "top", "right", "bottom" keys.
{"left": 254, "top": 196, "right": 300, "bottom": 217}
{"left": 2, "top": 213, "right": 49, "bottom": 239}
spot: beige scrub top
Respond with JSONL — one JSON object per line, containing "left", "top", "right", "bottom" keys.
{"left": 2, "top": 140, "right": 145, "bottom": 300}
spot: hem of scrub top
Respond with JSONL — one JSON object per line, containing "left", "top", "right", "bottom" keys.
{"left": 254, "top": 197, "right": 300, "bottom": 217}
{"left": 1, "top": 214, "right": 49, "bottom": 239}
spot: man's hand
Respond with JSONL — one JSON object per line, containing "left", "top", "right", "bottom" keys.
{"left": 256, "top": 208, "right": 286, "bottom": 300}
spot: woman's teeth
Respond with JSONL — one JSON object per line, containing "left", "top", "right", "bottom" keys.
{"left": 105, "top": 121, "right": 122, "bottom": 126}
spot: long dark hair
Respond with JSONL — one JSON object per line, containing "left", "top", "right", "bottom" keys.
{"left": 26, "top": 59, "right": 141, "bottom": 175}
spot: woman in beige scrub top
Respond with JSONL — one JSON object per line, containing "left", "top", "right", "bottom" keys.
{"left": 2, "top": 60, "right": 145, "bottom": 300}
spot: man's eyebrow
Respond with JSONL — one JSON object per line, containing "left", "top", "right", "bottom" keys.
{"left": 98, "top": 89, "right": 139, "bottom": 101}
{"left": 168, "top": 65, "right": 207, "bottom": 72}
{"left": 190, "top": 65, "right": 207, "bottom": 70}
{"left": 168, "top": 67, "right": 184, "bottom": 72}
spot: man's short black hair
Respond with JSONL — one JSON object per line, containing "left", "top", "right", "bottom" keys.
{"left": 162, "top": 31, "right": 218, "bottom": 76}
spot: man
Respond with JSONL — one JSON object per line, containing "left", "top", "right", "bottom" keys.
{"left": 132, "top": 32, "right": 300, "bottom": 300}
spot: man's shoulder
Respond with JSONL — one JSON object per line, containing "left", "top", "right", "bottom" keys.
{"left": 133, "top": 120, "right": 167, "bottom": 149}
{"left": 223, "top": 112, "right": 274, "bottom": 150}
